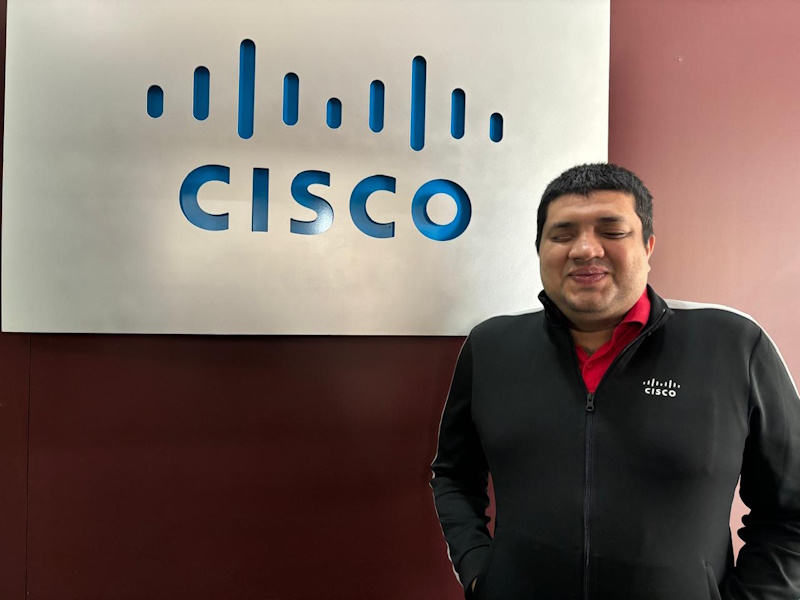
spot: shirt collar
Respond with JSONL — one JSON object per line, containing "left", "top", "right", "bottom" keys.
{"left": 583, "top": 287, "right": 651, "bottom": 359}
{"left": 620, "top": 288, "right": 651, "bottom": 327}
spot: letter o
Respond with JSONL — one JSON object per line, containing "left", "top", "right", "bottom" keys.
{"left": 411, "top": 179, "right": 471, "bottom": 241}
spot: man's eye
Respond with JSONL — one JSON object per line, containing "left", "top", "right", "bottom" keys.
{"left": 552, "top": 235, "right": 573, "bottom": 242}
{"left": 604, "top": 231, "right": 628, "bottom": 238}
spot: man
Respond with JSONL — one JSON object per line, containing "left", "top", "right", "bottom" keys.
{"left": 430, "top": 163, "right": 800, "bottom": 599}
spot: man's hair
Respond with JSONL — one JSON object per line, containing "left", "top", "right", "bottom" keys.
{"left": 535, "top": 163, "right": 654, "bottom": 252}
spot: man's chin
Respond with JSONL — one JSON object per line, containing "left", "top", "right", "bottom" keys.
{"left": 567, "top": 302, "right": 609, "bottom": 315}
{"left": 563, "top": 293, "right": 610, "bottom": 315}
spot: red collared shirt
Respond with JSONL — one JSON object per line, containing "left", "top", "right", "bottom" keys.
{"left": 575, "top": 290, "right": 651, "bottom": 393}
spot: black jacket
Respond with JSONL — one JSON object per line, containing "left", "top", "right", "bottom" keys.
{"left": 430, "top": 287, "right": 800, "bottom": 600}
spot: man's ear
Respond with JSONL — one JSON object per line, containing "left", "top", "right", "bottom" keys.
{"left": 645, "top": 235, "right": 656, "bottom": 259}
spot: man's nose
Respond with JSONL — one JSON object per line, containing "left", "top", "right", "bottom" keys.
{"left": 568, "top": 231, "right": 604, "bottom": 260}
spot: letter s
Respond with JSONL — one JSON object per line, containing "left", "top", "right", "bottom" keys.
{"left": 179, "top": 164, "right": 231, "bottom": 231}
{"left": 290, "top": 170, "right": 333, "bottom": 235}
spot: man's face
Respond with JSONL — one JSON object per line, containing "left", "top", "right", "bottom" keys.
{"left": 539, "top": 190, "right": 655, "bottom": 330}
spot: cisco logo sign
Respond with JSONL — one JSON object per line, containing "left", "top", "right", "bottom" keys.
{"left": 3, "top": 0, "right": 609, "bottom": 334}
{"left": 146, "top": 41, "right": 505, "bottom": 242}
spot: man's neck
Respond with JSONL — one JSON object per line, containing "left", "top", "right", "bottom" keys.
{"left": 570, "top": 326, "right": 617, "bottom": 355}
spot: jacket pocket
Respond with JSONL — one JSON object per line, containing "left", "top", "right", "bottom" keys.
{"left": 469, "top": 540, "right": 497, "bottom": 599}
{"left": 705, "top": 563, "right": 722, "bottom": 600}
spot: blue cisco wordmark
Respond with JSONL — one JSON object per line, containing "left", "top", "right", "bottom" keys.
{"left": 238, "top": 39, "right": 256, "bottom": 139}
{"left": 147, "top": 85, "right": 163, "bottom": 118}
{"left": 179, "top": 166, "right": 471, "bottom": 241}
{"left": 194, "top": 67, "right": 210, "bottom": 121}
{"left": 410, "top": 56, "right": 426, "bottom": 151}
{"left": 283, "top": 73, "right": 299, "bottom": 126}
{"left": 369, "top": 80, "right": 385, "bottom": 133}
{"left": 326, "top": 98, "right": 342, "bottom": 129}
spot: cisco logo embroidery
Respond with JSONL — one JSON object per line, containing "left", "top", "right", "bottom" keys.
{"left": 643, "top": 378, "right": 681, "bottom": 398}
{"left": 146, "top": 39, "right": 505, "bottom": 242}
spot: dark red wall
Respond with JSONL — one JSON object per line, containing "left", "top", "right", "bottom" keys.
{"left": 3, "top": 0, "right": 800, "bottom": 597}
{"left": 23, "top": 335, "right": 462, "bottom": 599}
{"left": 608, "top": 0, "right": 800, "bottom": 554}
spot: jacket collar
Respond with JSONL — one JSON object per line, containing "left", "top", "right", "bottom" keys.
{"left": 538, "top": 284, "right": 671, "bottom": 331}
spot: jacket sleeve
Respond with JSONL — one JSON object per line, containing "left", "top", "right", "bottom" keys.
{"left": 723, "top": 330, "right": 800, "bottom": 600}
{"left": 430, "top": 335, "right": 492, "bottom": 594}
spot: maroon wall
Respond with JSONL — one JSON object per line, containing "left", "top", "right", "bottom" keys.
{"left": 3, "top": 0, "right": 800, "bottom": 597}
{"left": 23, "top": 335, "right": 461, "bottom": 599}
{"left": 608, "top": 0, "right": 800, "bottom": 554}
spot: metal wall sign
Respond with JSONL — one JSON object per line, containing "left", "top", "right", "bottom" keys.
{"left": 2, "top": 0, "right": 609, "bottom": 334}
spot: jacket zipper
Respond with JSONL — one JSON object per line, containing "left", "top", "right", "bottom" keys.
{"left": 577, "top": 308, "right": 667, "bottom": 600}
{"left": 583, "top": 391, "right": 595, "bottom": 600}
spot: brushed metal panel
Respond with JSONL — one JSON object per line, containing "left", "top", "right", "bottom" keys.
{"left": 2, "top": 0, "right": 609, "bottom": 334}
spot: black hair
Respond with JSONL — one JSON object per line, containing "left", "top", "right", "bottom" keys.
{"left": 535, "top": 163, "right": 653, "bottom": 252}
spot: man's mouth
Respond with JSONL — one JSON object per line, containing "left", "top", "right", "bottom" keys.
{"left": 568, "top": 268, "right": 609, "bottom": 285}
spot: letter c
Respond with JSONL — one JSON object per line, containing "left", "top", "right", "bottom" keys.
{"left": 179, "top": 164, "right": 230, "bottom": 231}
{"left": 350, "top": 175, "right": 397, "bottom": 238}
